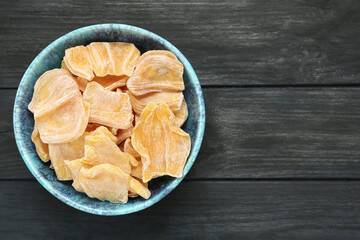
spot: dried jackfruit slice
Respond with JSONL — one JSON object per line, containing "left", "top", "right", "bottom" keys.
{"left": 64, "top": 45, "right": 95, "bottom": 80}
{"left": 128, "top": 91, "right": 184, "bottom": 115}
{"left": 61, "top": 60, "right": 69, "bottom": 71}
{"left": 31, "top": 125, "right": 49, "bottom": 162}
{"left": 116, "top": 127, "right": 133, "bottom": 145}
{"left": 157, "top": 103, "right": 191, "bottom": 178}
{"left": 129, "top": 177, "right": 151, "bottom": 199}
{"left": 127, "top": 50, "right": 184, "bottom": 96}
{"left": 48, "top": 132, "right": 87, "bottom": 180}
{"left": 28, "top": 69, "right": 80, "bottom": 115}
{"left": 35, "top": 96, "right": 90, "bottom": 144}
{"left": 132, "top": 103, "right": 191, "bottom": 182}
{"left": 79, "top": 164, "right": 131, "bottom": 203}
{"left": 128, "top": 179, "right": 148, "bottom": 198}
{"left": 124, "top": 138, "right": 140, "bottom": 158}
{"left": 88, "top": 42, "right": 140, "bottom": 77}
{"left": 81, "top": 131, "right": 131, "bottom": 174}
{"left": 83, "top": 82, "right": 133, "bottom": 129}
{"left": 65, "top": 159, "right": 92, "bottom": 192}
{"left": 130, "top": 160, "right": 143, "bottom": 179}
{"left": 174, "top": 99, "right": 188, "bottom": 127}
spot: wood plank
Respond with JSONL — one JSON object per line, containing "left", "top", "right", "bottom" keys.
{"left": 4, "top": 87, "right": 360, "bottom": 179}
{"left": 0, "top": 0, "right": 360, "bottom": 87}
{"left": 0, "top": 181, "right": 359, "bottom": 239}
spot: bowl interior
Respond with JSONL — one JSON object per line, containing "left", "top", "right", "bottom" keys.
{"left": 13, "top": 24, "right": 205, "bottom": 215}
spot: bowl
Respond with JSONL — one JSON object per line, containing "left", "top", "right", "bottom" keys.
{"left": 13, "top": 24, "right": 205, "bottom": 215}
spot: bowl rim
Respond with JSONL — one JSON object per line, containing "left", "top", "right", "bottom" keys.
{"left": 13, "top": 23, "right": 205, "bottom": 215}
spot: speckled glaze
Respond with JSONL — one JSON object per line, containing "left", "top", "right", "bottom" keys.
{"left": 13, "top": 24, "right": 205, "bottom": 216}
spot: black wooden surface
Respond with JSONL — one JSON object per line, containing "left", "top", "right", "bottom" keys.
{"left": 1, "top": 0, "right": 360, "bottom": 239}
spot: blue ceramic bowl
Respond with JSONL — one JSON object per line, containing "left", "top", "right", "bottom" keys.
{"left": 13, "top": 24, "right": 205, "bottom": 215}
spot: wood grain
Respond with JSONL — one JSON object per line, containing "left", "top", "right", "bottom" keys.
{"left": 4, "top": 87, "right": 360, "bottom": 179}
{"left": 0, "top": 0, "right": 359, "bottom": 87}
{"left": 0, "top": 181, "right": 359, "bottom": 239}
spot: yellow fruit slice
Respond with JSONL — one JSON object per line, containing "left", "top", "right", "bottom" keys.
{"left": 129, "top": 177, "right": 151, "bottom": 199}
{"left": 157, "top": 103, "right": 191, "bottom": 177}
{"left": 83, "top": 82, "right": 133, "bottom": 129}
{"left": 130, "top": 160, "right": 143, "bottom": 180}
{"left": 31, "top": 125, "right": 49, "bottom": 162}
{"left": 28, "top": 69, "right": 80, "bottom": 116}
{"left": 64, "top": 45, "right": 95, "bottom": 80}
{"left": 132, "top": 103, "right": 191, "bottom": 182}
{"left": 48, "top": 132, "right": 87, "bottom": 180}
{"left": 35, "top": 95, "right": 90, "bottom": 144}
{"left": 88, "top": 42, "right": 140, "bottom": 77}
{"left": 65, "top": 159, "right": 92, "bottom": 192}
{"left": 124, "top": 138, "right": 140, "bottom": 158}
{"left": 127, "top": 50, "right": 184, "bottom": 95}
{"left": 174, "top": 99, "right": 188, "bottom": 127}
{"left": 79, "top": 164, "right": 130, "bottom": 203}
{"left": 81, "top": 129, "right": 131, "bottom": 174}
{"left": 128, "top": 91, "right": 183, "bottom": 115}
{"left": 61, "top": 60, "right": 69, "bottom": 71}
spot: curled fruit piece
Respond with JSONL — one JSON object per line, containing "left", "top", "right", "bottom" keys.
{"left": 132, "top": 103, "right": 191, "bottom": 182}
{"left": 128, "top": 91, "right": 184, "bottom": 115}
{"left": 124, "top": 138, "right": 140, "bottom": 158}
{"left": 35, "top": 96, "right": 90, "bottom": 144}
{"left": 129, "top": 177, "right": 151, "bottom": 199}
{"left": 83, "top": 82, "right": 133, "bottom": 129}
{"left": 31, "top": 125, "right": 49, "bottom": 162}
{"left": 174, "top": 99, "right": 188, "bottom": 127}
{"left": 81, "top": 127, "right": 132, "bottom": 174}
{"left": 65, "top": 159, "right": 92, "bottom": 192}
{"left": 28, "top": 69, "right": 80, "bottom": 115}
{"left": 127, "top": 50, "right": 184, "bottom": 95}
{"left": 48, "top": 132, "right": 87, "bottom": 180}
{"left": 64, "top": 42, "right": 140, "bottom": 81}
{"left": 88, "top": 42, "right": 140, "bottom": 77}
{"left": 64, "top": 45, "right": 95, "bottom": 80}
{"left": 79, "top": 164, "right": 131, "bottom": 203}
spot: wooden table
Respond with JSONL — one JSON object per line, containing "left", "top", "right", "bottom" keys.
{"left": 1, "top": 0, "right": 360, "bottom": 239}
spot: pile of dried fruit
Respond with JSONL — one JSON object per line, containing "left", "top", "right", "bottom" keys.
{"left": 29, "top": 42, "right": 191, "bottom": 203}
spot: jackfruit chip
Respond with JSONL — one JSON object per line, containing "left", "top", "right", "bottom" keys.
{"left": 65, "top": 159, "right": 92, "bottom": 192}
{"left": 128, "top": 91, "right": 183, "bottom": 115}
{"left": 81, "top": 131, "right": 131, "bottom": 174}
{"left": 124, "top": 138, "right": 140, "bottom": 158}
{"left": 88, "top": 42, "right": 140, "bottom": 77}
{"left": 132, "top": 103, "right": 191, "bottom": 182}
{"left": 48, "top": 132, "right": 87, "bottom": 180}
{"left": 127, "top": 50, "right": 184, "bottom": 95}
{"left": 28, "top": 69, "right": 80, "bottom": 116}
{"left": 79, "top": 164, "right": 130, "bottom": 203}
{"left": 174, "top": 99, "right": 188, "bottom": 127}
{"left": 83, "top": 82, "right": 133, "bottom": 129}
{"left": 64, "top": 45, "right": 95, "bottom": 80}
{"left": 31, "top": 125, "right": 49, "bottom": 162}
{"left": 35, "top": 96, "right": 90, "bottom": 144}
